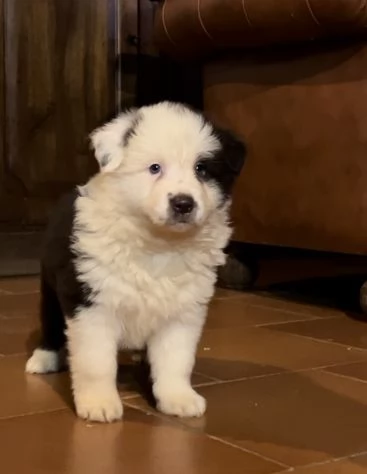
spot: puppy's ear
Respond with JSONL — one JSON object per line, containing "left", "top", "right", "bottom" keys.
{"left": 90, "top": 109, "right": 140, "bottom": 172}
{"left": 214, "top": 127, "right": 247, "bottom": 175}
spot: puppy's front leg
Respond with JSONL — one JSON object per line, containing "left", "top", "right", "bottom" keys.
{"left": 67, "top": 308, "right": 122, "bottom": 423}
{"left": 148, "top": 315, "right": 206, "bottom": 418}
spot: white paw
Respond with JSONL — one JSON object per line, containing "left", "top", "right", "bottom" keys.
{"left": 25, "top": 348, "right": 61, "bottom": 374}
{"left": 74, "top": 388, "right": 123, "bottom": 423}
{"left": 154, "top": 383, "right": 206, "bottom": 418}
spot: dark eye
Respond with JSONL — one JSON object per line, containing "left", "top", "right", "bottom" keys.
{"left": 149, "top": 163, "right": 161, "bottom": 175}
{"left": 195, "top": 161, "right": 208, "bottom": 179}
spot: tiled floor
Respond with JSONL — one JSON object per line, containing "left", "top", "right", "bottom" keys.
{"left": 2, "top": 277, "right": 367, "bottom": 473}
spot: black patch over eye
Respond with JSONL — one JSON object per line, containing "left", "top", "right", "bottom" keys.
{"left": 149, "top": 163, "right": 161, "bottom": 174}
{"left": 213, "top": 127, "right": 247, "bottom": 174}
{"left": 193, "top": 127, "right": 246, "bottom": 202}
{"left": 195, "top": 161, "right": 209, "bottom": 180}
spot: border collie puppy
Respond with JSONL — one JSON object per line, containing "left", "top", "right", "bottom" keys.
{"left": 26, "top": 102, "right": 246, "bottom": 422}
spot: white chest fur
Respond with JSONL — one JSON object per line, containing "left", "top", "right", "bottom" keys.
{"left": 72, "top": 195, "right": 231, "bottom": 349}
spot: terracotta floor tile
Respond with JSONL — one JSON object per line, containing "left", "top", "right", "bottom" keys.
{"left": 206, "top": 297, "right": 318, "bottom": 330}
{"left": 323, "top": 361, "right": 367, "bottom": 383}
{"left": 0, "top": 290, "right": 40, "bottom": 354}
{"left": 288, "top": 454, "right": 367, "bottom": 473}
{"left": 0, "top": 355, "right": 72, "bottom": 419}
{"left": 195, "top": 326, "right": 367, "bottom": 381}
{"left": 2, "top": 268, "right": 367, "bottom": 471}
{"left": 0, "top": 312, "right": 39, "bottom": 355}
{"left": 214, "top": 288, "right": 246, "bottom": 299}
{"left": 191, "top": 372, "right": 217, "bottom": 385}
{"left": 0, "top": 292, "right": 39, "bottom": 318}
{"left": 240, "top": 293, "right": 344, "bottom": 319}
{"left": 0, "top": 351, "right": 212, "bottom": 420}
{"left": 0, "top": 408, "right": 282, "bottom": 474}
{"left": 0, "top": 355, "right": 158, "bottom": 419}
{"left": 0, "top": 276, "right": 40, "bottom": 294}
{"left": 135, "top": 370, "right": 367, "bottom": 468}
{"left": 269, "top": 317, "right": 367, "bottom": 350}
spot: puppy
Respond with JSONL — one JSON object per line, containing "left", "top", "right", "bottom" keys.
{"left": 25, "top": 102, "right": 246, "bottom": 422}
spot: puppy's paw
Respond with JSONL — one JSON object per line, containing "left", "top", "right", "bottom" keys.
{"left": 74, "top": 388, "right": 123, "bottom": 423}
{"left": 155, "top": 383, "right": 206, "bottom": 418}
{"left": 25, "top": 348, "right": 61, "bottom": 374}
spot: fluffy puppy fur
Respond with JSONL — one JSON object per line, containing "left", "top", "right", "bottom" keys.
{"left": 25, "top": 102, "right": 246, "bottom": 422}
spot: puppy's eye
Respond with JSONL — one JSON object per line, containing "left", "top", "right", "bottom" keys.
{"left": 149, "top": 163, "right": 161, "bottom": 175}
{"left": 195, "top": 161, "right": 208, "bottom": 179}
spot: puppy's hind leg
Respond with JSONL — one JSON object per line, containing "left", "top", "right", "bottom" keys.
{"left": 148, "top": 313, "right": 206, "bottom": 418}
{"left": 26, "top": 272, "right": 66, "bottom": 374}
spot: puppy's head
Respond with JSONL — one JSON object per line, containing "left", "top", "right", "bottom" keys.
{"left": 90, "top": 102, "right": 246, "bottom": 232}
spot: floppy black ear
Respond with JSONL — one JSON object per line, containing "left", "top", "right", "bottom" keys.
{"left": 214, "top": 127, "right": 247, "bottom": 175}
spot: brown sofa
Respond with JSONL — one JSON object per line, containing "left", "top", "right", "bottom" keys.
{"left": 154, "top": 1, "right": 367, "bottom": 297}
{"left": 154, "top": 1, "right": 367, "bottom": 250}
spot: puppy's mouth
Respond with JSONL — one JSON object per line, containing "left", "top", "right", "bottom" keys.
{"left": 166, "top": 212, "right": 197, "bottom": 232}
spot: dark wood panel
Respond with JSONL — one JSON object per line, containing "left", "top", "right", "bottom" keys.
{"left": 4, "top": 0, "right": 116, "bottom": 197}
{"left": 0, "top": 0, "right": 119, "bottom": 229}
{"left": 0, "top": 0, "right": 25, "bottom": 222}
{"left": 0, "top": 0, "right": 3, "bottom": 176}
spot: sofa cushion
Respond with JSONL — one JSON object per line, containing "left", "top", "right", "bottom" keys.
{"left": 155, "top": 0, "right": 367, "bottom": 59}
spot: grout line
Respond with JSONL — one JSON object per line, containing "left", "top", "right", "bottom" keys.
{"left": 123, "top": 399, "right": 174, "bottom": 421}
{"left": 0, "top": 406, "right": 67, "bottom": 422}
{"left": 269, "top": 330, "right": 367, "bottom": 353}
{"left": 277, "top": 449, "right": 367, "bottom": 472}
{"left": 0, "top": 290, "right": 40, "bottom": 296}
{"left": 203, "top": 316, "right": 336, "bottom": 333}
{"left": 316, "top": 359, "right": 367, "bottom": 370}
{"left": 0, "top": 352, "right": 28, "bottom": 358}
{"left": 0, "top": 289, "right": 12, "bottom": 295}
{"left": 254, "top": 315, "right": 339, "bottom": 328}
{"left": 213, "top": 295, "right": 251, "bottom": 301}
{"left": 202, "top": 316, "right": 335, "bottom": 335}
{"left": 188, "top": 359, "right": 367, "bottom": 389}
{"left": 193, "top": 370, "right": 221, "bottom": 383}
{"left": 319, "top": 368, "right": 367, "bottom": 385}
{"left": 193, "top": 380, "right": 221, "bottom": 387}
{"left": 247, "top": 302, "right": 343, "bottom": 320}
{"left": 121, "top": 393, "right": 140, "bottom": 401}
{"left": 207, "top": 434, "right": 289, "bottom": 469}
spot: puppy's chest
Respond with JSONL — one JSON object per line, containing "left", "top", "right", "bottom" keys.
{"left": 90, "top": 249, "right": 214, "bottom": 316}
{"left": 90, "top": 252, "right": 213, "bottom": 349}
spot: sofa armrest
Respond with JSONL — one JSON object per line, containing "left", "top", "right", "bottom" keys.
{"left": 155, "top": 0, "right": 367, "bottom": 59}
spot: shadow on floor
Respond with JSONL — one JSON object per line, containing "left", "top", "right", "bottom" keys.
{"left": 263, "top": 274, "right": 367, "bottom": 319}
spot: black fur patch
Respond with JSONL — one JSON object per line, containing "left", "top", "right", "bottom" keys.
{"left": 213, "top": 127, "right": 247, "bottom": 174}
{"left": 196, "top": 127, "right": 247, "bottom": 199}
{"left": 170, "top": 104, "right": 246, "bottom": 196}
{"left": 39, "top": 190, "right": 93, "bottom": 351}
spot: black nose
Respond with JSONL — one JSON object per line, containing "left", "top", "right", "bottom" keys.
{"left": 170, "top": 194, "right": 195, "bottom": 214}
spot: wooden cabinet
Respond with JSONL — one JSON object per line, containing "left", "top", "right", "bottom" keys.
{"left": 0, "top": 0, "right": 118, "bottom": 228}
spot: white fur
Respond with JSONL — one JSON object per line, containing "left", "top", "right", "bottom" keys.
{"left": 90, "top": 109, "right": 138, "bottom": 173}
{"left": 32, "top": 103, "right": 234, "bottom": 422}
{"left": 25, "top": 348, "right": 63, "bottom": 374}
